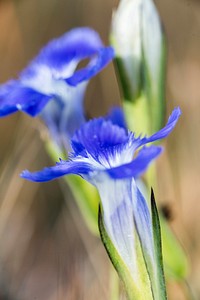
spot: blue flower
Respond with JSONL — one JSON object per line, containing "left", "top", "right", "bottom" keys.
{"left": 0, "top": 27, "right": 114, "bottom": 149}
{"left": 21, "top": 107, "right": 181, "bottom": 291}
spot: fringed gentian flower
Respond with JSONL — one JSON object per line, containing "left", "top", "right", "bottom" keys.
{"left": 21, "top": 107, "right": 181, "bottom": 299}
{"left": 0, "top": 27, "right": 114, "bottom": 149}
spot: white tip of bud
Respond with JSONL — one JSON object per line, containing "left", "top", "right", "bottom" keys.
{"left": 111, "top": 0, "right": 165, "bottom": 106}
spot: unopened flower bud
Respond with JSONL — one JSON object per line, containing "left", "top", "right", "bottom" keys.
{"left": 111, "top": 0, "right": 166, "bottom": 133}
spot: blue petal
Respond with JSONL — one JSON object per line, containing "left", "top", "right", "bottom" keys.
{"left": 71, "top": 118, "right": 129, "bottom": 158}
{"left": 0, "top": 80, "right": 51, "bottom": 117}
{"left": 106, "top": 106, "right": 128, "bottom": 130}
{"left": 107, "top": 145, "right": 163, "bottom": 179}
{"left": 133, "top": 184, "right": 154, "bottom": 264}
{"left": 21, "top": 160, "right": 93, "bottom": 182}
{"left": 139, "top": 107, "right": 181, "bottom": 146}
{"left": 65, "top": 46, "right": 114, "bottom": 86}
{"left": 21, "top": 27, "right": 104, "bottom": 76}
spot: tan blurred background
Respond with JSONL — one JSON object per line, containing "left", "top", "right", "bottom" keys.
{"left": 0, "top": 0, "right": 200, "bottom": 299}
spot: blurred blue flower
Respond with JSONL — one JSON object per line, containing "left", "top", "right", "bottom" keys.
{"left": 21, "top": 107, "right": 181, "bottom": 288}
{"left": 0, "top": 27, "right": 114, "bottom": 149}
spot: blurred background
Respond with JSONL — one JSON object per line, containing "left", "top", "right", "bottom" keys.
{"left": 0, "top": 0, "right": 200, "bottom": 299}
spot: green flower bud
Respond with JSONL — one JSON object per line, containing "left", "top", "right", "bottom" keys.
{"left": 111, "top": 0, "right": 166, "bottom": 134}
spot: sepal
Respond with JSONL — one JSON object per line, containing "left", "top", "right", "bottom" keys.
{"left": 151, "top": 189, "right": 167, "bottom": 300}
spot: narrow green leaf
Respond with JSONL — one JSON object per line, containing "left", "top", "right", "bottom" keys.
{"left": 151, "top": 189, "right": 167, "bottom": 300}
